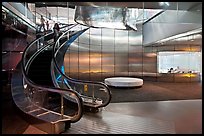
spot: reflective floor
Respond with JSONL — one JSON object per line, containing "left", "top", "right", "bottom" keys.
{"left": 2, "top": 82, "right": 202, "bottom": 134}
{"left": 63, "top": 100, "right": 202, "bottom": 134}
{"left": 109, "top": 81, "right": 202, "bottom": 103}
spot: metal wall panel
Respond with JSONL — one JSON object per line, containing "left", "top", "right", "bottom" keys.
{"left": 63, "top": 2, "right": 202, "bottom": 83}
{"left": 79, "top": 52, "right": 89, "bottom": 80}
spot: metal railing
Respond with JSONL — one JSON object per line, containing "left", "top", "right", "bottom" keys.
{"left": 51, "top": 24, "right": 112, "bottom": 109}
{"left": 21, "top": 24, "right": 84, "bottom": 123}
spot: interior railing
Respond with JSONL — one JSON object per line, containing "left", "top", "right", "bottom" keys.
{"left": 21, "top": 24, "right": 84, "bottom": 123}
{"left": 51, "top": 24, "right": 112, "bottom": 111}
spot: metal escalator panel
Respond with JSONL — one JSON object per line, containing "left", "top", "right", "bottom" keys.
{"left": 52, "top": 24, "right": 112, "bottom": 111}
{"left": 21, "top": 24, "right": 84, "bottom": 128}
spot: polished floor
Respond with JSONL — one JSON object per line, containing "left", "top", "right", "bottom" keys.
{"left": 16, "top": 100, "right": 203, "bottom": 134}
{"left": 2, "top": 83, "right": 202, "bottom": 134}
{"left": 64, "top": 100, "right": 202, "bottom": 134}
{"left": 110, "top": 81, "right": 202, "bottom": 103}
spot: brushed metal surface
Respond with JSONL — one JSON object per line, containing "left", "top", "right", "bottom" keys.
{"left": 64, "top": 110, "right": 175, "bottom": 134}
{"left": 63, "top": 99, "right": 201, "bottom": 134}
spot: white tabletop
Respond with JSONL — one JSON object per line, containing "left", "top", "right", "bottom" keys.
{"left": 104, "top": 77, "right": 143, "bottom": 87}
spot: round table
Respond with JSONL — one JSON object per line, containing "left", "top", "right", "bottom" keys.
{"left": 104, "top": 77, "right": 143, "bottom": 87}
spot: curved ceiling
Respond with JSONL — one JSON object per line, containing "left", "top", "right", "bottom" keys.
{"left": 35, "top": 2, "right": 202, "bottom": 11}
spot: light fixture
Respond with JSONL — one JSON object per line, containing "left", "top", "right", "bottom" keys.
{"left": 190, "top": 35, "right": 195, "bottom": 41}
{"left": 24, "top": 84, "right": 27, "bottom": 89}
{"left": 156, "top": 28, "right": 202, "bottom": 44}
{"left": 159, "top": 2, "right": 170, "bottom": 7}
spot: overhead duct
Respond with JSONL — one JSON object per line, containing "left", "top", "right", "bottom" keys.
{"left": 74, "top": 6, "right": 127, "bottom": 30}
{"left": 74, "top": 6, "right": 162, "bottom": 30}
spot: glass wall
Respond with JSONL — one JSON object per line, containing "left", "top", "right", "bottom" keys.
{"left": 158, "top": 51, "right": 201, "bottom": 73}
{"left": 35, "top": 2, "right": 75, "bottom": 31}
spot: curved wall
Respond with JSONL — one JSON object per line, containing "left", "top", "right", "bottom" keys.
{"left": 62, "top": 2, "right": 202, "bottom": 82}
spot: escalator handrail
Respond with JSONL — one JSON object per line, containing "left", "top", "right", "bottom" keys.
{"left": 52, "top": 25, "right": 112, "bottom": 108}
{"left": 22, "top": 24, "right": 76, "bottom": 80}
{"left": 21, "top": 24, "right": 84, "bottom": 123}
{"left": 24, "top": 24, "right": 75, "bottom": 71}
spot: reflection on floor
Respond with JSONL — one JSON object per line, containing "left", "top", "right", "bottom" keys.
{"left": 63, "top": 100, "right": 202, "bottom": 134}
{"left": 2, "top": 82, "right": 202, "bottom": 134}
{"left": 110, "top": 81, "right": 202, "bottom": 102}
{"left": 5, "top": 99, "right": 201, "bottom": 134}
{"left": 23, "top": 126, "right": 47, "bottom": 134}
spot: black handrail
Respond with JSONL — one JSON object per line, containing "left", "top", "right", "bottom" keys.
{"left": 52, "top": 25, "right": 112, "bottom": 108}
{"left": 21, "top": 24, "right": 84, "bottom": 123}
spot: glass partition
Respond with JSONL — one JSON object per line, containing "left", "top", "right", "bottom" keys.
{"left": 158, "top": 51, "right": 201, "bottom": 74}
